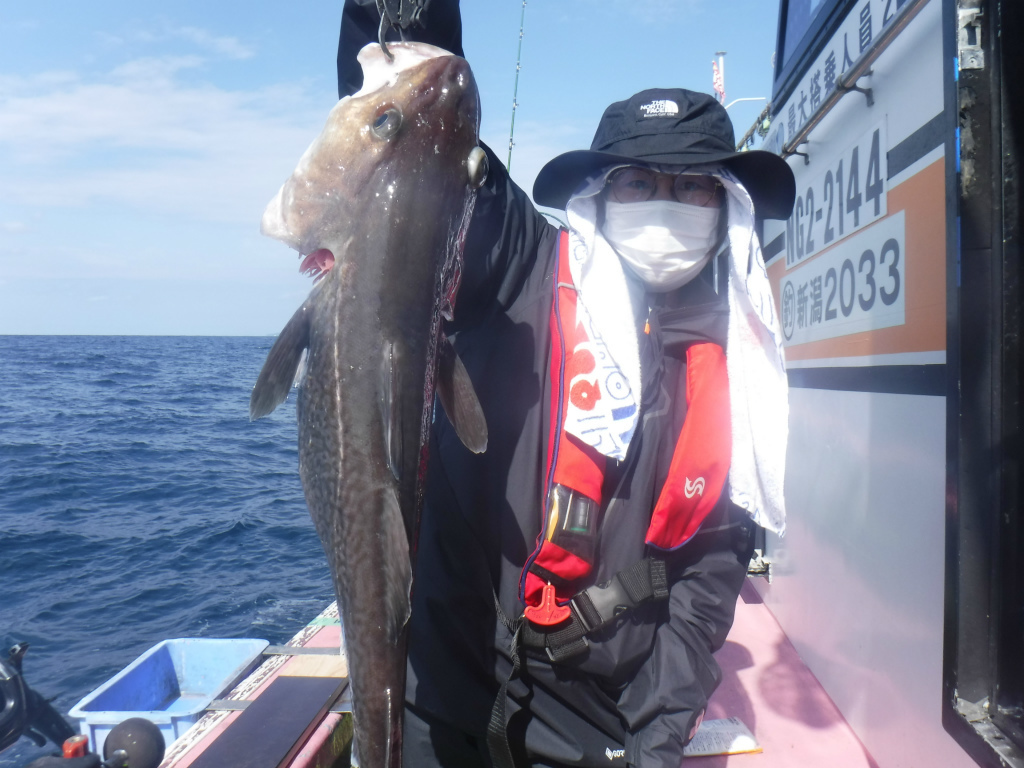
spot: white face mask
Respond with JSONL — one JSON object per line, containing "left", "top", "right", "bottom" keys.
{"left": 602, "top": 199, "right": 721, "bottom": 291}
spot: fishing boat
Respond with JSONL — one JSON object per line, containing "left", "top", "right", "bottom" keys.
{"left": 2, "top": 590, "right": 884, "bottom": 767}
{"left": 3, "top": 0, "right": 1021, "bottom": 765}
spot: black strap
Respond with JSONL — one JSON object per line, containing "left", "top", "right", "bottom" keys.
{"left": 574, "top": 557, "right": 668, "bottom": 631}
{"left": 522, "top": 558, "right": 670, "bottom": 661}
{"left": 487, "top": 590, "right": 524, "bottom": 768}
{"left": 520, "top": 617, "right": 588, "bottom": 663}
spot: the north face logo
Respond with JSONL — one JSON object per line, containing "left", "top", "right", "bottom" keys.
{"left": 605, "top": 747, "right": 626, "bottom": 760}
{"left": 684, "top": 476, "right": 706, "bottom": 498}
{"left": 639, "top": 99, "right": 679, "bottom": 117}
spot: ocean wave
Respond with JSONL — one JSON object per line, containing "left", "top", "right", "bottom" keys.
{"left": 0, "top": 335, "right": 331, "bottom": 768}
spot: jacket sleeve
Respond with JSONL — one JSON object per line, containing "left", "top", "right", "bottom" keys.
{"left": 451, "top": 143, "right": 557, "bottom": 330}
{"left": 336, "top": 0, "right": 555, "bottom": 329}
{"left": 617, "top": 501, "right": 756, "bottom": 768}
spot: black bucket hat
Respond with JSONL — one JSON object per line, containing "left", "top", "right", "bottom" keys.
{"left": 533, "top": 88, "right": 795, "bottom": 220}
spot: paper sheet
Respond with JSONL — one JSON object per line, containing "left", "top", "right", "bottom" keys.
{"left": 683, "top": 717, "right": 762, "bottom": 757}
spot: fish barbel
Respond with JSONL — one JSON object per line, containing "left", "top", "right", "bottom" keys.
{"left": 250, "top": 42, "right": 487, "bottom": 768}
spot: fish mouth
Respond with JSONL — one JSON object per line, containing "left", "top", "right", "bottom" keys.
{"left": 300, "top": 248, "right": 335, "bottom": 281}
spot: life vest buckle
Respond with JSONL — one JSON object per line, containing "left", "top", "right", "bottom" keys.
{"left": 570, "top": 575, "right": 634, "bottom": 634}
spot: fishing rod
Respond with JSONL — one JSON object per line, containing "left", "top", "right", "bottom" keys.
{"left": 507, "top": 0, "right": 527, "bottom": 171}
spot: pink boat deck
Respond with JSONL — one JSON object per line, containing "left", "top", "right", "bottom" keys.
{"left": 159, "top": 581, "right": 877, "bottom": 768}
{"left": 690, "top": 580, "right": 879, "bottom": 767}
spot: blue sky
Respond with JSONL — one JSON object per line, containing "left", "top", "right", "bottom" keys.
{"left": 0, "top": 1, "right": 780, "bottom": 335}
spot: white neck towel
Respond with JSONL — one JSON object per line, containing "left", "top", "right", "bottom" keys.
{"left": 560, "top": 167, "right": 788, "bottom": 536}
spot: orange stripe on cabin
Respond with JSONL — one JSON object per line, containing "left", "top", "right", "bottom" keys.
{"left": 767, "top": 157, "right": 947, "bottom": 361}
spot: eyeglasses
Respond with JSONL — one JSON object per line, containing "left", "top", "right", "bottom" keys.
{"left": 605, "top": 167, "right": 722, "bottom": 206}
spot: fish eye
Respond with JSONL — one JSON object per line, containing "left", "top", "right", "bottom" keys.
{"left": 467, "top": 146, "right": 488, "bottom": 189}
{"left": 371, "top": 107, "right": 403, "bottom": 140}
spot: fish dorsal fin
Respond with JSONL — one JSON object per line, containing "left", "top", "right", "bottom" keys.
{"left": 250, "top": 301, "right": 312, "bottom": 420}
{"left": 379, "top": 341, "right": 403, "bottom": 481}
{"left": 437, "top": 336, "right": 488, "bottom": 454}
{"left": 382, "top": 485, "right": 412, "bottom": 643}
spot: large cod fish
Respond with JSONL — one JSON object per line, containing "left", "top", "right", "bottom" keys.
{"left": 250, "top": 42, "right": 488, "bottom": 768}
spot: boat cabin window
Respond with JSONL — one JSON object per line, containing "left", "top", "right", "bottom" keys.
{"left": 772, "top": 0, "right": 863, "bottom": 107}
{"left": 780, "top": 0, "right": 829, "bottom": 67}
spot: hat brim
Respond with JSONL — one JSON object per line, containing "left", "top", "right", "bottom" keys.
{"left": 533, "top": 148, "right": 796, "bottom": 220}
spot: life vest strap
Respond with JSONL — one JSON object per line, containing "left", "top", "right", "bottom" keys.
{"left": 521, "top": 557, "right": 670, "bottom": 662}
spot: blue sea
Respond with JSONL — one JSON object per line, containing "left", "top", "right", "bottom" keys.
{"left": 0, "top": 336, "right": 333, "bottom": 767}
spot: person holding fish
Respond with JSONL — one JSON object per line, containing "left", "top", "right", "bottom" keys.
{"left": 329, "top": 3, "right": 796, "bottom": 767}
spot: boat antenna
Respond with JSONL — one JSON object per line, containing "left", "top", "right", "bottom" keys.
{"left": 507, "top": 0, "right": 527, "bottom": 171}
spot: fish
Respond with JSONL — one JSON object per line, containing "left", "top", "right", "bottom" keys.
{"left": 249, "top": 42, "right": 488, "bottom": 768}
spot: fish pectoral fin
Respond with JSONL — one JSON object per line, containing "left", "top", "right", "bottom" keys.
{"left": 379, "top": 341, "right": 403, "bottom": 481}
{"left": 250, "top": 301, "right": 312, "bottom": 420}
{"left": 382, "top": 486, "right": 412, "bottom": 643}
{"left": 437, "top": 335, "right": 488, "bottom": 454}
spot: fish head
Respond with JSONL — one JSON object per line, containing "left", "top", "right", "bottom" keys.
{"left": 260, "top": 42, "right": 482, "bottom": 270}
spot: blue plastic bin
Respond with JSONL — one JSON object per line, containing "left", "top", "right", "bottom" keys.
{"left": 69, "top": 638, "right": 268, "bottom": 757}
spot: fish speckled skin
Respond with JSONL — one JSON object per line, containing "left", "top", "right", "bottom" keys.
{"left": 251, "top": 43, "right": 482, "bottom": 768}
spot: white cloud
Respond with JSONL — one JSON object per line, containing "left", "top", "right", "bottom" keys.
{"left": 0, "top": 41, "right": 339, "bottom": 309}
{"left": 94, "top": 30, "right": 126, "bottom": 48}
{"left": 0, "top": 59, "right": 333, "bottom": 224}
{"left": 92, "top": 23, "right": 255, "bottom": 61}
{"left": 109, "top": 54, "right": 206, "bottom": 82}
{"left": 0, "top": 70, "right": 79, "bottom": 96}
{"left": 172, "top": 26, "right": 256, "bottom": 60}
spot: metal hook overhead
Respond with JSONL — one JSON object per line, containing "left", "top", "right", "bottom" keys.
{"left": 375, "top": 0, "right": 427, "bottom": 60}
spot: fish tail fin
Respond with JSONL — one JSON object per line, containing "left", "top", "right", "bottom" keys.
{"left": 250, "top": 301, "right": 312, "bottom": 420}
